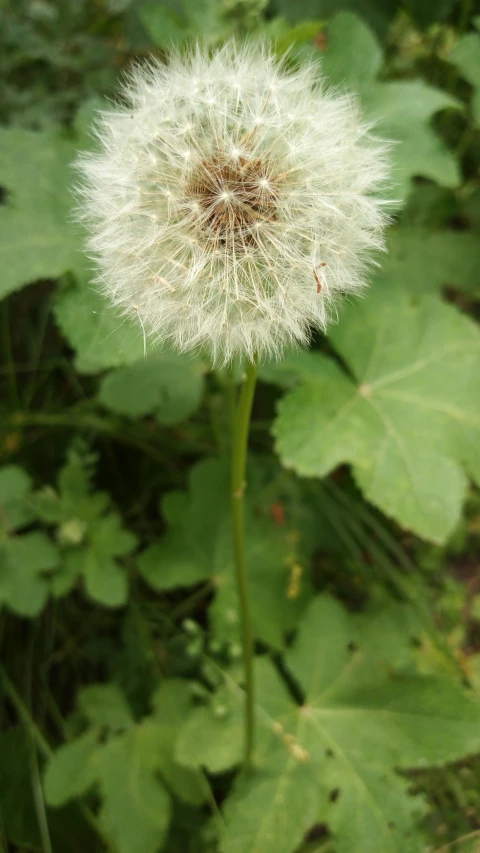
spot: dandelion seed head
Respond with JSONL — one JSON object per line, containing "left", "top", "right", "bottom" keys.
{"left": 76, "top": 41, "right": 391, "bottom": 365}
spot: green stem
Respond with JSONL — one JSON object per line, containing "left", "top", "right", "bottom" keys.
{"left": 1, "top": 301, "right": 19, "bottom": 406}
{"left": 231, "top": 358, "right": 258, "bottom": 768}
{"left": 225, "top": 373, "right": 237, "bottom": 445}
{"left": 30, "top": 741, "right": 53, "bottom": 853}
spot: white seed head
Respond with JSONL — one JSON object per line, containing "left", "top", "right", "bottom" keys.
{"left": 76, "top": 42, "right": 391, "bottom": 365}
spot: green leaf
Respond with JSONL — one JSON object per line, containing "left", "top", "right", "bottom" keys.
{"left": 450, "top": 29, "right": 480, "bottom": 123}
{"left": 44, "top": 730, "right": 100, "bottom": 806}
{"left": 138, "top": 459, "right": 312, "bottom": 648}
{"left": 217, "top": 596, "right": 480, "bottom": 853}
{"left": 99, "top": 353, "right": 205, "bottom": 425}
{"left": 273, "top": 288, "right": 480, "bottom": 543}
{"left": 272, "top": 0, "right": 397, "bottom": 35}
{"left": 45, "top": 684, "right": 188, "bottom": 853}
{"left": 366, "top": 81, "right": 460, "bottom": 200}
{"left": 2, "top": 727, "right": 100, "bottom": 853}
{"left": 85, "top": 513, "right": 137, "bottom": 606}
{"left": 319, "top": 10, "right": 382, "bottom": 89}
{"left": 140, "top": 0, "right": 224, "bottom": 48}
{"left": 46, "top": 728, "right": 171, "bottom": 853}
{"left": 139, "top": 3, "right": 189, "bottom": 46}
{"left": 176, "top": 684, "right": 244, "bottom": 774}
{"left": 34, "top": 451, "right": 137, "bottom": 606}
{"left": 54, "top": 278, "right": 155, "bottom": 373}
{"left": 267, "top": 20, "right": 325, "bottom": 56}
{"left": 0, "top": 465, "right": 33, "bottom": 532}
{"left": 176, "top": 657, "right": 293, "bottom": 774}
{"left": 221, "top": 755, "right": 319, "bottom": 853}
{"left": 379, "top": 226, "right": 480, "bottom": 296}
{"left": 79, "top": 684, "right": 134, "bottom": 731}
{"left": 148, "top": 680, "right": 205, "bottom": 805}
{"left": 34, "top": 450, "right": 108, "bottom": 528}
{"left": 96, "top": 729, "right": 171, "bottom": 853}
{"left": 62, "top": 514, "right": 136, "bottom": 607}
{"left": 320, "top": 13, "right": 460, "bottom": 201}
{"left": 0, "top": 531, "right": 60, "bottom": 616}
{"left": 0, "top": 127, "right": 81, "bottom": 299}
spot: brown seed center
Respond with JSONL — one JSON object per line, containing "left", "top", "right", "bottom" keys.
{"left": 185, "top": 153, "right": 279, "bottom": 247}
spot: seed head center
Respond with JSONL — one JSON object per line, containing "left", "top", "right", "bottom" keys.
{"left": 186, "top": 153, "right": 279, "bottom": 248}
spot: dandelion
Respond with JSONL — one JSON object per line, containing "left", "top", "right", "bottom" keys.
{"left": 76, "top": 41, "right": 391, "bottom": 770}
{"left": 76, "top": 41, "right": 390, "bottom": 366}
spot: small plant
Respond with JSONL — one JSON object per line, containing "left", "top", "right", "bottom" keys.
{"left": 75, "top": 40, "right": 390, "bottom": 766}
{"left": 1, "top": 5, "right": 480, "bottom": 853}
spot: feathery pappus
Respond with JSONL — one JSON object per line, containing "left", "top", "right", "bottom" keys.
{"left": 76, "top": 42, "right": 391, "bottom": 365}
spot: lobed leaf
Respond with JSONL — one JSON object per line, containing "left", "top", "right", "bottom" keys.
{"left": 0, "top": 465, "right": 33, "bottom": 531}
{"left": 273, "top": 288, "right": 480, "bottom": 542}
{"left": 0, "top": 532, "right": 60, "bottom": 616}
{"left": 214, "top": 596, "right": 480, "bottom": 853}
{"left": 138, "top": 459, "right": 312, "bottom": 648}
{"left": 320, "top": 13, "right": 460, "bottom": 201}
{"left": 450, "top": 24, "right": 480, "bottom": 124}
{"left": 0, "top": 127, "right": 81, "bottom": 300}
{"left": 99, "top": 353, "right": 205, "bottom": 425}
{"left": 54, "top": 278, "right": 154, "bottom": 373}
{"left": 44, "top": 680, "right": 204, "bottom": 853}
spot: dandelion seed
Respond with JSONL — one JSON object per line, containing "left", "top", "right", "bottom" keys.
{"left": 75, "top": 41, "right": 390, "bottom": 365}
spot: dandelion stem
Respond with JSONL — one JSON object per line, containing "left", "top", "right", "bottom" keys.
{"left": 231, "top": 357, "right": 258, "bottom": 769}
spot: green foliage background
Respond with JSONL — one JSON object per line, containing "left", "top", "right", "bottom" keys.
{"left": 2, "top": 1, "right": 480, "bottom": 852}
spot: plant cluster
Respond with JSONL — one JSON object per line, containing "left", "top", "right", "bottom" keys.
{"left": 1, "top": 2, "right": 480, "bottom": 853}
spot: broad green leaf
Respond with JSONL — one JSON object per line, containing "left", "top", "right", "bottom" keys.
{"left": 99, "top": 353, "right": 205, "bottom": 425}
{"left": 96, "top": 729, "right": 171, "bottom": 853}
{"left": 274, "top": 288, "right": 480, "bottom": 543}
{"left": 320, "top": 13, "right": 460, "bottom": 201}
{"left": 0, "top": 128, "right": 81, "bottom": 299}
{"left": 266, "top": 20, "right": 325, "bottom": 57}
{"left": 221, "top": 752, "right": 319, "bottom": 853}
{"left": 148, "top": 680, "right": 205, "bottom": 805}
{"left": 0, "top": 532, "right": 60, "bottom": 616}
{"left": 79, "top": 684, "right": 134, "bottom": 731}
{"left": 140, "top": 0, "right": 224, "bottom": 47}
{"left": 54, "top": 278, "right": 155, "bottom": 373}
{"left": 45, "top": 682, "right": 201, "bottom": 853}
{"left": 402, "top": 183, "right": 458, "bottom": 227}
{"left": 46, "top": 726, "right": 172, "bottom": 853}
{"left": 217, "top": 596, "right": 480, "bottom": 853}
{"left": 260, "top": 349, "right": 325, "bottom": 388}
{"left": 0, "top": 728, "right": 97, "bottom": 853}
{"left": 379, "top": 226, "right": 480, "bottom": 295}
{"left": 319, "top": 9, "right": 382, "bottom": 89}
{"left": 139, "top": 3, "right": 190, "bottom": 46}
{"left": 138, "top": 459, "right": 312, "bottom": 648}
{"left": 366, "top": 81, "right": 460, "bottom": 199}
{"left": 73, "top": 97, "right": 106, "bottom": 150}
{"left": 0, "top": 465, "right": 33, "bottom": 531}
{"left": 450, "top": 28, "right": 480, "bottom": 123}
{"left": 176, "top": 683, "right": 244, "bottom": 774}
{"left": 44, "top": 730, "right": 100, "bottom": 806}
{"left": 176, "top": 657, "right": 293, "bottom": 774}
